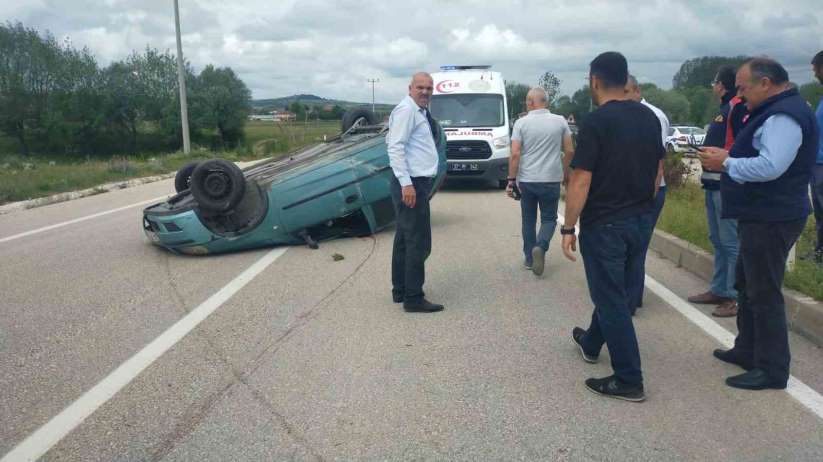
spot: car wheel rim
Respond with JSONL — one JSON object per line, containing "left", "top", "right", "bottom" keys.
{"left": 204, "top": 171, "right": 231, "bottom": 199}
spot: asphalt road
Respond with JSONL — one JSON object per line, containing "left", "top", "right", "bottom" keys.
{"left": 1, "top": 177, "right": 823, "bottom": 461}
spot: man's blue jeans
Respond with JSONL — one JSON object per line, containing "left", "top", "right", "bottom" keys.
{"left": 578, "top": 216, "right": 644, "bottom": 385}
{"left": 628, "top": 186, "right": 666, "bottom": 309}
{"left": 519, "top": 182, "right": 560, "bottom": 264}
{"left": 705, "top": 189, "right": 738, "bottom": 299}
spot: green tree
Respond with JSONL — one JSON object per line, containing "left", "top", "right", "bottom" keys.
{"left": 672, "top": 56, "right": 748, "bottom": 90}
{"left": 680, "top": 86, "right": 715, "bottom": 127}
{"left": 569, "top": 85, "right": 593, "bottom": 123}
{"left": 538, "top": 71, "right": 561, "bottom": 106}
{"left": 48, "top": 45, "right": 106, "bottom": 155}
{"left": 799, "top": 81, "right": 823, "bottom": 108}
{"left": 505, "top": 81, "right": 530, "bottom": 121}
{"left": 553, "top": 86, "right": 593, "bottom": 124}
{"left": 191, "top": 65, "right": 252, "bottom": 147}
{"left": 103, "top": 62, "right": 143, "bottom": 152}
{"left": 553, "top": 95, "right": 573, "bottom": 116}
{"left": 288, "top": 101, "right": 306, "bottom": 121}
{"left": 0, "top": 22, "right": 63, "bottom": 156}
{"left": 641, "top": 83, "right": 690, "bottom": 124}
{"left": 104, "top": 48, "right": 185, "bottom": 152}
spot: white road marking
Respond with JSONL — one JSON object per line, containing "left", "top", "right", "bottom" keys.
{"left": 0, "top": 247, "right": 289, "bottom": 462}
{"left": 0, "top": 196, "right": 168, "bottom": 244}
{"left": 644, "top": 276, "right": 823, "bottom": 421}
{"left": 558, "top": 213, "right": 823, "bottom": 420}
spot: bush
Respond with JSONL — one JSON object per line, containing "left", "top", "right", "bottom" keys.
{"left": 664, "top": 151, "right": 695, "bottom": 189}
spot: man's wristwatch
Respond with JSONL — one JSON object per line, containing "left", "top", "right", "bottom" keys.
{"left": 560, "top": 226, "right": 576, "bottom": 235}
{"left": 507, "top": 177, "right": 516, "bottom": 182}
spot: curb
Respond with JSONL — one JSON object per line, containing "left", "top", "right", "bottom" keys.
{"left": 0, "top": 158, "right": 269, "bottom": 216}
{"left": 650, "top": 228, "right": 823, "bottom": 348}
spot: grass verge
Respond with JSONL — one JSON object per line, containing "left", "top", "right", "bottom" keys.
{"left": 0, "top": 120, "right": 341, "bottom": 205}
{"left": 658, "top": 183, "right": 823, "bottom": 301}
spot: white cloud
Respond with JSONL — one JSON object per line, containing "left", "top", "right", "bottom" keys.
{"left": 1, "top": 0, "right": 821, "bottom": 102}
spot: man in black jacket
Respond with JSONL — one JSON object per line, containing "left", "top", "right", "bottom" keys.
{"left": 687, "top": 65, "right": 740, "bottom": 317}
{"left": 700, "top": 58, "right": 819, "bottom": 390}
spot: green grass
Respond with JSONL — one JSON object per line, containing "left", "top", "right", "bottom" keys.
{"left": 0, "top": 120, "right": 342, "bottom": 205}
{"left": 242, "top": 120, "right": 341, "bottom": 156}
{"left": 658, "top": 183, "right": 823, "bottom": 301}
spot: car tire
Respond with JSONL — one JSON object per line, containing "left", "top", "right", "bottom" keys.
{"left": 341, "top": 107, "right": 378, "bottom": 132}
{"left": 174, "top": 161, "right": 199, "bottom": 193}
{"left": 666, "top": 143, "right": 675, "bottom": 154}
{"left": 190, "top": 159, "right": 246, "bottom": 212}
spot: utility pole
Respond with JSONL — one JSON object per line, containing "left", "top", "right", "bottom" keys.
{"left": 173, "top": 0, "right": 191, "bottom": 154}
{"left": 367, "top": 78, "right": 380, "bottom": 113}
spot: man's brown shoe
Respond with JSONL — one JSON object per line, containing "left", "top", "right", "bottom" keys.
{"left": 712, "top": 300, "right": 738, "bottom": 317}
{"left": 687, "top": 291, "right": 729, "bottom": 305}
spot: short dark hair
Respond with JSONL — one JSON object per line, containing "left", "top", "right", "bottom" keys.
{"left": 590, "top": 52, "right": 628, "bottom": 89}
{"left": 715, "top": 65, "right": 737, "bottom": 92}
{"left": 813, "top": 51, "right": 823, "bottom": 69}
{"left": 744, "top": 57, "right": 789, "bottom": 85}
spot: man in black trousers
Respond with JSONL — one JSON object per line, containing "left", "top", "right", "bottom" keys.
{"left": 386, "top": 72, "right": 444, "bottom": 313}
{"left": 700, "top": 58, "right": 819, "bottom": 390}
{"left": 561, "top": 52, "right": 664, "bottom": 402}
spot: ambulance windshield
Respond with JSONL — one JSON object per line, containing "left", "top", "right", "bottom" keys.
{"left": 430, "top": 94, "right": 504, "bottom": 128}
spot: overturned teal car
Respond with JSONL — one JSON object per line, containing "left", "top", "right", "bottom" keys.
{"left": 143, "top": 110, "right": 447, "bottom": 255}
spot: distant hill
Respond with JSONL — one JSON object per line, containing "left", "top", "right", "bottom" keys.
{"left": 252, "top": 94, "right": 393, "bottom": 113}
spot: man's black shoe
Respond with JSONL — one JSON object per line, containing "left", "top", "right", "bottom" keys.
{"left": 572, "top": 327, "right": 598, "bottom": 363}
{"left": 725, "top": 368, "right": 787, "bottom": 390}
{"left": 712, "top": 348, "right": 754, "bottom": 371}
{"left": 585, "top": 375, "right": 645, "bottom": 402}
{"left": 403, "top": 299, "right": 444, "bottom": 312}
{"left": 531, "top": 246, "right": 546, "bottom": 276}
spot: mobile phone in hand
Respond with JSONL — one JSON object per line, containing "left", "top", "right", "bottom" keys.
{"left": 688, "top": 143, "right": 705, "bottom": 152}
{"left": 512, "top": 183, "right": 521, "bottom": 201}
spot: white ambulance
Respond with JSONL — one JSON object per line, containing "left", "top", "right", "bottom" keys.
{"left": 430, "top": 65, "right": 511, "bottom": 188}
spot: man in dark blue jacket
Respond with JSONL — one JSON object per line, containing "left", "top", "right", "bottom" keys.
{"left": 809, "top": 51, "right": 823, "bottom": 261}
{"left": 688, "top": 65, "right": 740, "bottom": 318}
{"left": 699, "top": 58, "right": 819, "bottom": 391}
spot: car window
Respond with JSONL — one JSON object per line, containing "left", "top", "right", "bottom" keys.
{"left": 678, "top": 127, "right": 706, "bottom": 135}
{"left": 667, "top": 127, "right": 675, "bottom": 136}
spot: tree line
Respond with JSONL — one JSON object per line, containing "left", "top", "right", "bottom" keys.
{"left": 0, "top": 22, "right": 252, "bottom": 157}
{"left": 508, "top": 56, "right": 823, "bottom": 127}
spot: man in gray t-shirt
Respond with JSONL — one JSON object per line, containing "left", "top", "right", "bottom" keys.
{"left": 507, "top": 87, "right": 574, "bottom": 276}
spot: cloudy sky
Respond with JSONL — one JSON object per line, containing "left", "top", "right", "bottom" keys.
{"left": 5, "top": 0, "right": 822, "bottom": 104}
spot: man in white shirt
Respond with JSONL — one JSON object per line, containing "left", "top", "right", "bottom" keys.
{"left": 507, "top": 87, "right": 574, "bottom": 276}
{"left": 625, "top": 75, "right": 670, "bottom": 313}
{"left": 386, "top": 72, "right": 443, "bottom": 313}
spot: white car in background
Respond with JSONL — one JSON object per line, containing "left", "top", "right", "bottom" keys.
{"left": 666, "top": 125, "right": 706, "bottom": 155}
